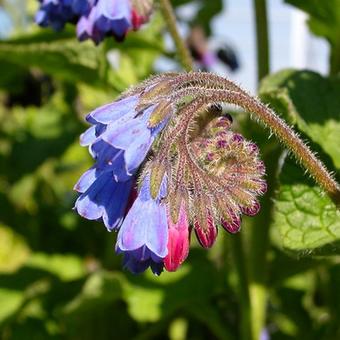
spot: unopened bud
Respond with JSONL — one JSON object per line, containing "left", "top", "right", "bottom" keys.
{"left": 164, "top": 203, "right": 190, "bottom": 272}
{"left": 241, "top": 201, "right": 261, "bottom": 216}
{"left": 193, "top": 197, "right": 217, "bottom": 248}
{"left": 194, "top": 214, "right": 218, "bottom": 248}
{"left": 221, "top": 211, "right": 241, "bottom": 234}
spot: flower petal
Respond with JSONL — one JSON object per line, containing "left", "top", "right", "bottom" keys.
{"left": 116, "top": 197, "right": 148, "bottom": 251}
{"left": 124, "top": 134, "right": 152, "bottom": 175}
{"left": 145, "top": 203, "right": 168, "bottom": 258}
{"left": 87, "top": 95, "right": 138, "bottom": 124}
{"left": 75, "top": 172, "right": 132, "bottom": 230}
{"left": 80, "top": 125, "right": 97, "bottom": 147}
{"left": 73, "top": 168, "right": 97, "bottom": 193}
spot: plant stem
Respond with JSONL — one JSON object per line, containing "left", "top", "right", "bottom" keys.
{"left": 247, "top": 147, "right": 280, "bottom": 339}
{"left": 330, "top": 40, "right": 340, "bottom": 75}
{"left": 159, "top": 0, "right": 194, "bottom": 71}
{"left": 228, "top": 233, "right": 251, "bottom": 340}
{"left": 253, "top": 0, "right": 270, "bottom": 82}
{"left": 251, "top": 1, "right": 270, "bottom": 336}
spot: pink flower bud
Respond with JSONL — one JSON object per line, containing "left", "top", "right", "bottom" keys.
{"left": 221, "top": 212, "right": 241, "bottom": 234}
{"left": 241, "top": 201, "right": 261, "bottom": 216}
{"left": 232, "top": 133, "right": 244, "bottom": 143}
{"left": 164, "top": 204, "right": 190, "bottom": 272}
{"left": 247, "top": 142, "right": 259, "bottom": 155}
{"left": 194, "top": 214, "right": 218, "bottom": 248}
{"left": 206, "top": 152, "right": 215, "bottom": 162}
{"left": 257, "top": 180, "right": 267, "bottom": 194}
{"left": 216, "top": 139, "right": 227, "bottom": 148}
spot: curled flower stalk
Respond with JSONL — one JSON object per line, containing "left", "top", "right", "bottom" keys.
{"left": 74, "top": 72, "right": 340, "bottom": 274}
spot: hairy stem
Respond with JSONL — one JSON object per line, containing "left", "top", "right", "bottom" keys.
{"left": 253, "top": 0, "right": 270, "bottom": 82}
{"left": 171, "top": 84, "right": 340, "bottom": 203}
{"left": 159, "top": 0, "right": 194, "bottom": 71}
{"left": 222, "top": 91, "right": 340, "bottom": 202}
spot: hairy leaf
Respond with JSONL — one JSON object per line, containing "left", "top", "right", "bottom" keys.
{"left": 260, "top": 70, "right": 340, "bottom": 254}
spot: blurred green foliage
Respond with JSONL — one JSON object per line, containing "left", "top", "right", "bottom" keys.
{"left": 0, "top": 1, "right": 339, "bottom": 340}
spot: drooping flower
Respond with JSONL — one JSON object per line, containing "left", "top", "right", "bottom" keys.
{"left": 74, "top": 73, "right": 267, "bottom": 274}
{"left": 116, "top": 174, "right": 168, "bottom": 274}
{"left": 36, "top": 0, "right": 153, "bottom": 43}
{"left": 35, "top": 0, "right": 93, "bottom": 31}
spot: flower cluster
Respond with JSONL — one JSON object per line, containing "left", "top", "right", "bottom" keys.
{"left": 35, "top": 0, "right": 153, "bottom": 43}
{"left": 74, "top": 73, "right": 267, "bottom": 274}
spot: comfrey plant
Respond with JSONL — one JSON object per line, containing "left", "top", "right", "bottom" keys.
{"left": 35, "top": 0, "right": 153, "bottom": 43}
{"left": 74, "top": 72, "right": 339, "bottom": 274}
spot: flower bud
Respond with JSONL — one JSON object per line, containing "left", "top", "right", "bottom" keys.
{"left": 131, "top": 0, "right": 153, "bottom": 29}
{"left": 221, "top": 211, "right": 241, "bottom": 234}
{"left": 164, "top": 204, "right": 190, "bottom": 272}
{"left": 232, "top": 133, "right": 244, "bottom": 143}
{"left": 194, "top": 214, "right": 218, "bottom": 248}
{"left": 241, "top": 201, "right": 261, "bottom": 216}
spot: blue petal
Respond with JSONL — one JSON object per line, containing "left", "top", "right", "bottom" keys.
{"left": 116, "top": 197, "right": 149, "bottom": 251}
{"left": 101, "top": 116, "right": 153, "bottom": 175}
{"left": 102, "top": 178, "right": 133, "bottom": 230}
{"left": 124, "top": 132, "right": 152, "bottom": 175}
{"left": 95, "top": 0, "right": 131, "bottom": 22}
{"left": 90, "top": 141, "right": 131, "bottom": 181}
{"left": 116, "top": 197, "right": 168, "bottom": 258}
{"left": 101, "top": 115, "right": 150, "bottom": 148}
{"left": 77, "top": 15, "right": 92, "bottom": 41}
{"left": 80, "top": 125, "right": 96, "bottom": 146}
{"left": 87, "top": 95, "right": 138, "bottom": 124}
{"left": 145, "top": 203, "right": 168, "bottom": 258}
{"left": 75, "top": 173, "right": 110, "bottom": 221}
{"left": 110, "top": 18, "right": 130, "bottom": 38}
{"left": 118, "top": 246, "right": 164, "bottom": 275}
{"left": 73, "top": 168, "right": 97, "bottom": 193}
{"left": 75, "top": 172, "right": 132, "bottom": 230}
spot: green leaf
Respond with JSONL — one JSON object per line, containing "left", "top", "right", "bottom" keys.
{"left": 0, "top": 26, "right": 164, "bottom": 88}
{"left": 260, "top": 70, "right": 340, "bottom": 255}
{"left": 272, "top": 158, "right": 340, "bottom": 254}
{"left": 27, "top": 253, "right": 86, "bottom": 281}
{"left": 0, "top": 225, "right": 30, "bottom": 273}
{"left": 0, "top": 288, "right": 24, "bottom": 324}
{"left": 284, "top": 0, "right": 340, "bottom": 73}
{"left": 285, "top": 0, "right": 340, "bottom": 43}
{"left": 0, "top": 29, "right": 103, "bottom": 85}
{"left": 260, "top": 69, "right": 340, "bottom": 168}
{"left": 64, "top": 271, "right": 123, "bottom": 312}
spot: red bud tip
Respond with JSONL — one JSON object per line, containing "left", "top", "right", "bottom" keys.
{"left": 194, "top": 215, "right": 218, "bottom": 248}
{"left": 241, "top": 201, "right": 261, "bottom": 216}
{"left": 221, "top": 213, "right": 241, "bottom": 234}
{"left": 164, "top": 204, "right": 190, "bottom": 272}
